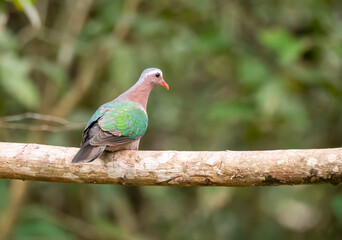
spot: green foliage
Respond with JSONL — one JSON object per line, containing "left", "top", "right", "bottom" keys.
{"left": 209, "top": 101, "right": 255, "bottom": 123}
{"left": 8, "top": 0, "right": 36, "bottom": 11}
{"left": 259, "top": 28, "right": 305, "bottom": 65}
{"left": 331, "top": 194, "right": 342, "bottom": 222}
{"left": 31, "top": 58, "right": 69, "bottom": 91}
{"left": 0, "top": 31, "right": 18, "bottom": 52}
{"left": 0, "top": 54, "right": 39, "bottom": 109}
{"left": 0, "top": 180, "right": 9, "bottom": 211}
{"left": 1, "top": 0, "right": 342, "bottom": 239}
{"left": 237, "top": 57, "right": 270, "bottom": 88}
{"left": 15, "top": 206, "right": 74, "bottom": 240}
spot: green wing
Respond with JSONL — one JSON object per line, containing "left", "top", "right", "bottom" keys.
{"left": 97, "top": 100, "right": 148, "bottom": 140}
{"left": 85, "top": 102, "right": 111, "bottom": 129}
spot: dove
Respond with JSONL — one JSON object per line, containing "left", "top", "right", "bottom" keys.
{"left": 72, "top": 68, "right": 169, "bottom": 163}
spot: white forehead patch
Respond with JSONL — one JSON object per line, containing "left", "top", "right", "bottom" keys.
{"left": 146, "top": 69, "right": 163, "bottom": 77}
{"left": 136, "top": 68, "right": 163, "bottom": 85}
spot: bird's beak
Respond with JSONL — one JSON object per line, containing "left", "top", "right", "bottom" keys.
{"left": 161, "top": 79, "right": 169, "bottom": 90}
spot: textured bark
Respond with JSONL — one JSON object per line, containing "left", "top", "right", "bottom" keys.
{"left": 0, "top": 142, "right": 342, "bottom": 186}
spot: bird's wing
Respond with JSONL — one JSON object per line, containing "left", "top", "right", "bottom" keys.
{"left": 88, "top": 100, "right": 148, "bottom": 146}
{"left": 80, "top": 102, "right": 111, "bottom": 145}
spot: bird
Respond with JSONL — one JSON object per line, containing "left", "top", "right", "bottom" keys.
{"left": 72, "top": 68, "right": 169, "bottom": 163}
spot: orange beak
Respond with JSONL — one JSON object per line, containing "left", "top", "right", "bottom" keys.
{"left": 161, "top": 79, "right": 169, "bottom": 90}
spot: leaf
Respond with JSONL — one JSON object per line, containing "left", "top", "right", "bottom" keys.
{"left": 9, "top": 0, "right": 36, "bottom": 10}
{"left": 255, "top": 80, "right": 285, "bottom": 116}
{"left": 237, "top": 57, "right": 271, "bottom": 87}
{"left": 9, "top": 0, "right": 41, "bottom": 29}
{"left": 0, "top": 54, "right": 39, "bottom": 109}
{"left": 258, "top": 28, "right": 304, "bottom": 65}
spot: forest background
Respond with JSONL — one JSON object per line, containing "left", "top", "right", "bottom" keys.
{"left": 1, "top": 0, "right": 342, "bottom": 239}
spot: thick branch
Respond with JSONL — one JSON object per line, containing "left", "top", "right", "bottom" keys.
{"left": 0, "top": 142, "right": 341, "bottom": 186}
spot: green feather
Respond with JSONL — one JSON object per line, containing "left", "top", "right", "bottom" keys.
{"left": 86, "top": 100, "right": 148, "bottom": 140}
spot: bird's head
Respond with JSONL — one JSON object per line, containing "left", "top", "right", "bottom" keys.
{"left": 140, "top": 68, "right": 169, "bottom": 90}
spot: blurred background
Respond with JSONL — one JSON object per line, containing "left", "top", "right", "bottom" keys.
{"left": 1, "top": 0, "right": 342, "bottom": 239}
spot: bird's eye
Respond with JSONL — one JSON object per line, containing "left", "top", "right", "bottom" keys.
{"left": 155, "top": 73, "right": 160, "bottom": 78}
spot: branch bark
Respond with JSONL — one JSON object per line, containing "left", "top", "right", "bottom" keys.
{"left": 1, "top": 142, "right": 342, "bottom": 186}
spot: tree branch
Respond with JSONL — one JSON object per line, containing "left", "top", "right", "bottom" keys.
{"left": 0, "top": 142, "right": 341, "bottom": 186}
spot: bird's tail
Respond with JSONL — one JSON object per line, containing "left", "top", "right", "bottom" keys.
{"left": 72, "top": 142, "right": 106, "bottom": 163}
